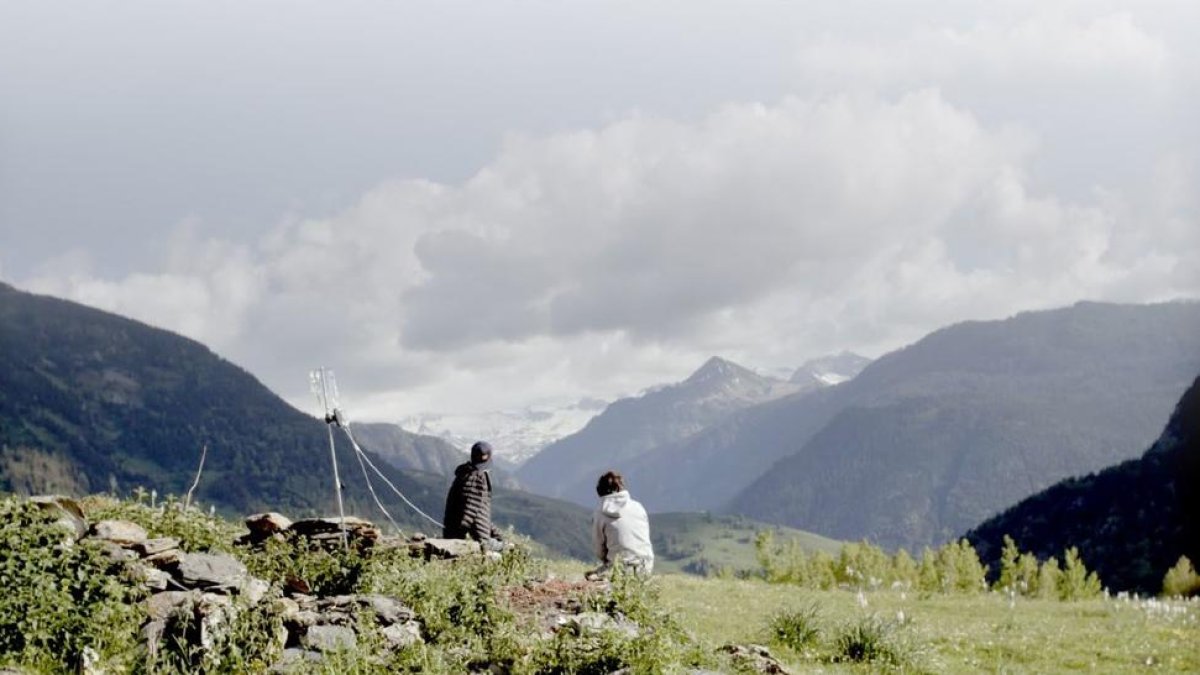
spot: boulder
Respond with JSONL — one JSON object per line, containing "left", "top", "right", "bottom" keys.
{"left": 719, "top": 644, "right": 791, "bottom": 674}
{"left": 173, "top": 551, "right": 249, "bottom": 591}
{"left": 361, "top": 594, "right": 416, "bottom": 626}
{"left": 89, "top": 519, "right": 148, "bottom": 546}
{"left": 422, "top": 538, "right": 482, "bottom": 559}
{"left": 300, "top": 624, "right": 356, "bottom": 653}
{"left": 381, "top": 621, "right": 422, "bottom": 650}
{"left": 245, "top": 512, "right": 293, "bottom": 538}
{"left": 30, "top": 495, "right": 87, "bottom": 540}
{"left": 133, "top": 537, "right": 180, "bottom": 557}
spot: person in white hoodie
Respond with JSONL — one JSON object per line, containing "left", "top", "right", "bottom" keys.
{"left": 587, "top": 470, "right": 654, "bottom": 580}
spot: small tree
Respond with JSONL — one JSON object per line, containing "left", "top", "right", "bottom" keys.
{"left": 952, "top": 540, "right": 988, "bottom": 593}
{"left": 892, "top": 549, "right": 918, "bottom": 588}
{"left": 997, "top": 535, "right": 1021, "bottom": 592}
{"left": 917, "top": 548, "right": 940, "bottom": 595}
{"left": 1162, "top": 556, "right": 1200, "bottom": 598}
{"left": 1015, "top": 552, "right": 1040, "bottom": 597}
{"left": 1036, "top": 557, "right": 1061, "bottom": 600}
{"left": 1059, "top": 547, "right": 1102, "bottom": 600}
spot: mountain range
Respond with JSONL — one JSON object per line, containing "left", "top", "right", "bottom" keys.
{"left": 724, "top": 301, "right": 1200, "bottom": 551}
{"left": 966, "top": 373, "right": 1200, "bottom": 593}
{"left": 516, "top": 354, "right": 857, "bottom": 506}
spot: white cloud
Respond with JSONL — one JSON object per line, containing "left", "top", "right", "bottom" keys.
{"left": 19, "top": 84, "right": 1198, "bottom": 418}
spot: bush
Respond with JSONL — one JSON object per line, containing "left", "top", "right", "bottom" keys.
{"left": 0, "top": 499, "right": 142, "bottom": 672}
{"left": 1162, "top": 556, "right": 1200, "bottom": 598}
{"left": 769, "top": 604, "right": 822, "bottom": 651}
{"left": 832, "top": 615, "right": 907, "bottom": 666}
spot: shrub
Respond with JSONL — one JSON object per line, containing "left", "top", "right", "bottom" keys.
{"left": 1162, "top": 556, "right": 1200, "bottom": 598}
{"left": 84, "top": 493, "right": 239, "bottom": 553}
{"left": 832, "top": 615, "right": 907, "bottom": 666}
{"left": 769, "top": 604, "right": 822, "bottom": 651}
{"left": 0, "top": 499, "right": 142, "bottom": 672}
{"left": 1059, "top": 547, "right": 1102, "bottom": 601}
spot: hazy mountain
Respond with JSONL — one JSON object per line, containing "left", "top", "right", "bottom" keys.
{"left": 399, "top": 397, "right": 607, "bottom": 466}
{"left": 966, "top": 374, "right": 1200, "bottom": 593}
{"left": 0, "top": 282, "right": 593, "bottom": 558}
{"left": 346, "top": 422, "right": 468, "bottom": 476}
{"left": 517, "top": 356, "right": 799, "bottom": 506}
{"left": 791, "top": 351, "right": 872, "bottom": 388}
{"left": 723, "top": 301, "right": 1200, "bottom": 552}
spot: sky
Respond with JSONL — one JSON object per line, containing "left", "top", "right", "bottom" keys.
{"left": 2, "top": 0, "right": 1198, "bottom": 420}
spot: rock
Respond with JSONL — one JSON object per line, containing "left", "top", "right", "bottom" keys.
{"left": 132, "top": 563, "right": 172, "bottom": 591}
{"left": 141, "top": 619, "right": 167, "bottom": 663}
{"left": 92, "top": 539, "right": 138, "bottom": 562}
{"left": 89, "top": 519, "right": 148, "bottom": 546}
{"left": 422, "top": 538, "right": 482, "bottom": 559}
{"left": 361, "top": 594, "right": 416, "bottom": 626}
{"left": 270, "top": 648, "right": 323, "bottom": 672}
{"left": 245, "top": 512, "right": 293, "bottom": 538}
{"left": 30, "top": 495, "right": 87, "bottom": 540}
{"left": 174, "top": 551, "right": 249, "bottom": 591}
{"left": 287, "top": 516, "right": 381, "bottom": 550}
{"left": 381, "top": 621, "right": 422, "bottom": 650}
{"left": 196, "top": 593, "right": 235, "bottom": 651}
{"left": 719, "top": 644, "right": 791, "bottom": 674}
{"left": 133, "top": 537, "right": 179, "bottom": 557}
{"left": 143, "top": 548, "right": 183, "bottom": 569}
{"left": 145, "top": 591, "right": 197, "bottom": 622}
{"left": 557, "top": 612, "right": 640, "bottom": 638}
{"left": 300, "top": 624, "right": 356, "bottom": 652}
{"left": 286, "top": 610, "right": 322, "bottom": 629}
{"left": 244, "top": 577, "right": 271, "bottom": 605}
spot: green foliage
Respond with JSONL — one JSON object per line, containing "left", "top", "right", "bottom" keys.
{"left": 1059, "top": 546, "right": 1103, "bottom": 601}
{"left": 832, "top": 615, "right": 907, "bottom": 666}
{"left": 1036, "top": 557, "right": 1062, "bottom": 600}
{"left": 769, "top": 604, "right": 822, "bottom": 651}
{"left": 0, "top": 498, "right": 142, "bottom": 672}
{"left": 243, "top": 535, "right": 370, "bottom": 597}
{"left": 1162, "top": 556, "right": 1200, "bottom": 598}
{"left": 85, "top": 492, "right": 239, "bottom": 553}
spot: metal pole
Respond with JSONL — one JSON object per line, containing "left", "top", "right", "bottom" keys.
{"left": 319, "top": 368, "right": 348, "bottom": 550}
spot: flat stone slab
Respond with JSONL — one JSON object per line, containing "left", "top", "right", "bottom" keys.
{"left": 133, "top": 537, "right": 180, "bottom": 556}
{"left": 300, "top": 624, "right": 357, "bottom": 653}
{"left": 174, "top": 551, "right": 249, "bottom": 590}
{"left": 89, "top": 519, "right": 148, "bottom": 546}
{"left": 422, "top": 538, "right": 482, "bottom": 559}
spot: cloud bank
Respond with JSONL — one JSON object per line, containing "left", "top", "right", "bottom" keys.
{"left": 17, "top": 7, "right": 1200, "bottom": 419}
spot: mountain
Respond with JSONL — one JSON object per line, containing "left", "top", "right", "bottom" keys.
{"left": 347, "top": 422, "right": 467, "bottom": 476}
{"left": 790, "top": 351, "right": 872, "bottom": 388}
{"left": 724, "top": 301, "right": 1200, "bottom": 552}
{"left": 0, "top": 282, "right": 593, "bottom": 559}
{"left": 965, "top": 374, "right": 1200, "bottom": 594}
{"left": 517, "top": 357, "right": 799, "bottom": 506}
{"left": 399, "top": 398, "right": 607, "bottom": 466}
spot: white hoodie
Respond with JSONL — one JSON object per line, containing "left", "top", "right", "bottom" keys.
{"left": 591, "top": 490, "right": 654, "bottom": 573}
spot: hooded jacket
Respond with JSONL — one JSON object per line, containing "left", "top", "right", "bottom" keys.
{"left": 591, "top": 490, "right": 654, "bottom": 572}
{"left": 443, "top": 461, "right": 498, "bottom": 541}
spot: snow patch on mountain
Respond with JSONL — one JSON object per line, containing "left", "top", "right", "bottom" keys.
{"left": 399, "top": 397, "right": 607, "bottom": 466}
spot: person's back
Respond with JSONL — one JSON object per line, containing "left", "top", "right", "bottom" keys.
{"left": 443, "top": 441, "right": 501, "bottom": 544}
{"left": 590, "top": 471, "right": 654, "bottom": 578}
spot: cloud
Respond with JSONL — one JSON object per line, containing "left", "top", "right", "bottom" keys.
{"left": 18, "top": 85, "right": 1199, "bottom": 418}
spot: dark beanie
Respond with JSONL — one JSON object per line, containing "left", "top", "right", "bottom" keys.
{"left": 471, "top": 441, "right": 493, "bottom": 464}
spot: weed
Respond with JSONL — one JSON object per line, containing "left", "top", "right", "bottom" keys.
{"left": 833, "top": 614, "right": 908, "bottom": 666}
{"left": 769, "top": 603, "right": 822, "bottom": 651}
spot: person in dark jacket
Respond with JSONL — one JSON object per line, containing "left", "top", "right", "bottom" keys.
{"left": 443, "top": 441, "right": 502, "bottom": 547}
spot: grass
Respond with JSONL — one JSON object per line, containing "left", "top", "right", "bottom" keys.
{"left": 650, "top": 512, "right": 842, "bottom": 575}
{"left": 653, "top": 573, "right": 1200, "bottom": 673}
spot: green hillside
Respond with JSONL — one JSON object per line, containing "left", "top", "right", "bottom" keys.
{"left": 966, "top": 374, "right": 1200, "bottom": 594}
{"left": 650, "top": 512, "right": 841, "bottom": 575}
{"left": 0, "top": 282, "right": 592, "bottom": 559}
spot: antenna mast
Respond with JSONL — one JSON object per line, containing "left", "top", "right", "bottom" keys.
{"left": 310, "top": 367, "right": 348, "bottom": 550}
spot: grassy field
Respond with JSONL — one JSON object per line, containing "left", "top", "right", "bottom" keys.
{"left": 654, "top": 573, "right": 1200, "bottom": 673}
{"left": 650, "top": 512, "right": 842, "bottom": 576}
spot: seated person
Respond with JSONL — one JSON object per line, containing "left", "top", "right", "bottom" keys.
{"left": 588, "top": 470, "right": 654, "bottom": 579}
